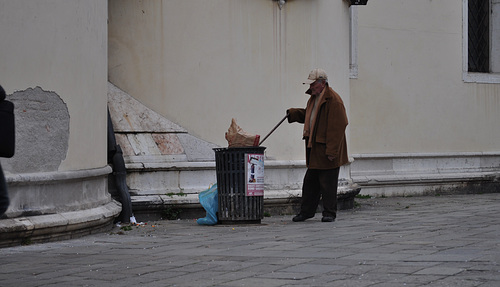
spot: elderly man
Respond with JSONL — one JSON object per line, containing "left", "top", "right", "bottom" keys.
{"left": 287, "top": 69, "right": 349, "bottom": 222}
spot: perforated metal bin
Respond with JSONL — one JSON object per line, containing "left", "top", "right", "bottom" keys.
{"left": 213, "top": 147, "right": 266, "bottom": 224}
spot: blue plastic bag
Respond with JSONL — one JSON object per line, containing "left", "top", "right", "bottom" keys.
{"left": 197, "top": 184, "right": 218, "bottom": 225}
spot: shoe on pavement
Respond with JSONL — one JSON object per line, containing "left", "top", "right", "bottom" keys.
{"left": 292, "top": 214, "right": 314, "bottom": 222}
{"left": 321, "top": 216, "right": 335, "bottom": 222}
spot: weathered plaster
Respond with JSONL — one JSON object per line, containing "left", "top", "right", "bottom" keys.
{"left": 2, "top": 87, "right": 69, "bottom": 174}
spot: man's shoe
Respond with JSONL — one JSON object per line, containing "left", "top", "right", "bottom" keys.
{"left": 292, "top": 214, "right": 313, "bottom": 222}
{"left": 321, "top": 216, "right": 335, "bottom": 222}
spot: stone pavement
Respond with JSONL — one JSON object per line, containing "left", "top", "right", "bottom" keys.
{"left": 0, "top": 193, "right": 499, "bottom": 287}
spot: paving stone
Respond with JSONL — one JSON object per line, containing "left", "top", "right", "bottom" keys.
{"left": 414, "top": 267, "right": 466, "bottom": 276}
{"left": 279, "top": 263, "right": 345, "bottom": 274}
{"left": 0, "top": 194, "right": 499, "bottom": 287}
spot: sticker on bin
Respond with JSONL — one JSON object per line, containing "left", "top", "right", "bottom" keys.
{"left": 246, "top": 153, "right": 264, "bottom": 196}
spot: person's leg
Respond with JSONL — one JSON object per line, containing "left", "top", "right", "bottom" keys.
{"left": 0, "top": 163, "right": 9, "bottom": 216}
{"left": 298, "top": 169, "right": 321, "bottom": 217}
{"left": 319, "top": 167, "right": 340, "bottom": 220}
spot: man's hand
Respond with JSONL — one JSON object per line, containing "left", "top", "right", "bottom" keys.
{"left": 328, "top": 156, "right": 335, "bottom": 161}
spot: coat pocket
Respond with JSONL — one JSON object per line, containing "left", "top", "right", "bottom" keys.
{"left": 315, "top": 135, "right": 326, "bottom": 144}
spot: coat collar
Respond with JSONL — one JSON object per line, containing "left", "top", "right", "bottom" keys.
{"left": 309, "top": 85, "right": 333, "bottom": 108}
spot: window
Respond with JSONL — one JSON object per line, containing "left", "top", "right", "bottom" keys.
{"left": 463, "top": 0, "right": 500, "bottom": 83}
{"left": 468, "top": 0, "right": 489, "bottom": 72}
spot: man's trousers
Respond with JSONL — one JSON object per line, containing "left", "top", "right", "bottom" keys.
{"left": 300, "top": 167, "right": 340, "bottom": 218}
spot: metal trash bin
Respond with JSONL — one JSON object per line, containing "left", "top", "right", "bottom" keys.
{"left": 214, "top": 147, "right": 266, "bottom": 224}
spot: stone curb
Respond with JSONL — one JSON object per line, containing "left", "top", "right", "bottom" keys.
{"left": 0, "top": 200, "right": 121, "bottom": 247}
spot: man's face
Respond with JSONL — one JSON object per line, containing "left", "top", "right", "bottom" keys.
{"left": 309, "top": 80, "right": 326, "bottom": 96}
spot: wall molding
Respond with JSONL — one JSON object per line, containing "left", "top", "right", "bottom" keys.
{"left": 4, "top": 166, "right": 114, "bottom": 217}
{"left": 351, "top": 152, "right": 500, "bottom": 196}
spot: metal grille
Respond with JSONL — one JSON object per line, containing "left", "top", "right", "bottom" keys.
{"left": 214, "top": 147, "right": 265, "bottom": 224}
{"left": 468, "top": 0, "right": 490, "bottom": 72}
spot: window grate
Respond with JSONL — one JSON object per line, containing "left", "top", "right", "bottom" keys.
{"left": 468, "top": 0, "right": 490, "bottom": 72}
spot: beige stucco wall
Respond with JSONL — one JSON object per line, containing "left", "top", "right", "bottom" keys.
{"left": 351, "top": 0, "right": 500, "bottom": 154}
{"left": 0, "top": 0, "right": 108, "bottom": 171}
{"left": 108, "top": 0, "right": 352, "bottom": 161}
